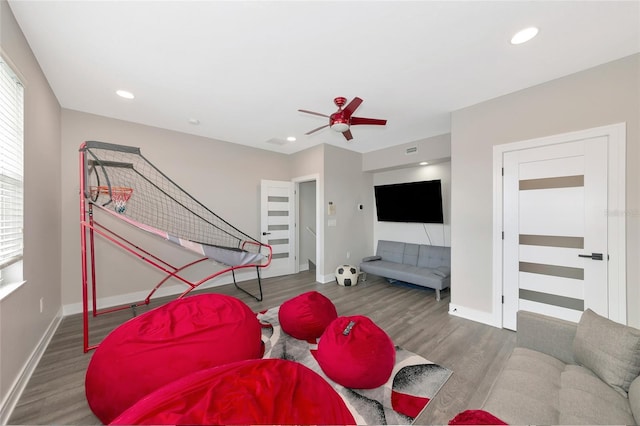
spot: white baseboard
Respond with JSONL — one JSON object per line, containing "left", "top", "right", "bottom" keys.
{"left": 448, "top": 303, "right": 500, "bottom": 328}
{"left": 299, "top": 263, "right": 309, "bottom": 272}
{"left": 63, "top": 270, "right": 256, "bottom": 316}
{"left": 0, "top": 308, "right": 63, "bottom": 425}
{"left": 318, "top": 273, "right": 335, "bottom": 284}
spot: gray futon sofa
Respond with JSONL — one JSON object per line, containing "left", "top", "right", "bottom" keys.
{"left": 359, "top": 240, "right": 450, "bottom": 300}
{"left": 481, "top": 309, "right": 640, "bottom": 425}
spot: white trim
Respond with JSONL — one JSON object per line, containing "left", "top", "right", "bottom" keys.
{"left": 318, "top": 273, "right": 334, "bottom": 284}
{"left": 63, "top": 269, "right": 256, "bottom": 316}
{"left": 0, "top": 308, "right": 63, "bottom": 424}
{"left": 448, "top": 303, "right": 499, "bottom": 327}
{"left": 0, "top": 279, "right": 26, "bottom": 301}
{"left": 492, "top": 123, "right": 627, "bottom": 328}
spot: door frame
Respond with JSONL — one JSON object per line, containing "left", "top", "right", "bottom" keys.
{"left": 293, "top": 174, "right": 323, "bottom": 283}
{"left": 492, "top": 123, "right": 626, "bottom": 328}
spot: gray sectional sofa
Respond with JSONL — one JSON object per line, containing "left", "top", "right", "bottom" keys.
{"left": 481, "top": 309, "right": 640, "bottom": 425}
{"left": 359, "top": 240, "right": 450, "bottom": 300}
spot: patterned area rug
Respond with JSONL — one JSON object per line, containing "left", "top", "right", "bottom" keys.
{"left": 258, "top": 307, "right": 452, "bottom": 425}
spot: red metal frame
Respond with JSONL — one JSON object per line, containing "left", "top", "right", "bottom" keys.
{"left": 78, "top": 142, "right": 272, "bottom": 352}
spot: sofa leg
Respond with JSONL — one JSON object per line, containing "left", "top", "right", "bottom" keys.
{"left": 436, "top": 289, "right": 441, "bottom": 302}
{"left": 360, "top": 272, "right": 367, "bottom": 282}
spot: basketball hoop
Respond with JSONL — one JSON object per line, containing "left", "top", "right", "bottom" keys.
{"left": 90, "top": 186, "right": 133, "bottom": 213}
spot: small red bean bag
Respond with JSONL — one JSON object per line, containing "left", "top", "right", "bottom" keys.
{"left": 85, "top": 294, "right": 262, "bottom": 424}
{"left": 448, "top": 409, "right": 508, "bottom": 425}
{"left": 316, "top": 315, "right": 395, "bottom": 389}
{"left": 111, "top": 358, "right": 356, "bottom": 425}
{"left": 278, "top": 291, "right": 338, "bottom": 340}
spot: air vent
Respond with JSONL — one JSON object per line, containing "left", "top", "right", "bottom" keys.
{"left": 405, "top": 146, "right": 418, "bottom": 155}
{"left": 265, "top": 138, "right": 289, "bottom": 146}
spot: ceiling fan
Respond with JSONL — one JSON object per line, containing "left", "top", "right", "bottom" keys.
{"left": 298, "top": 96, "right": 387, "bottom": 141}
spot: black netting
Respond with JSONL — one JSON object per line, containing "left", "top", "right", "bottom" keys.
{"left": 81, "top": 141, "right": 260, "bottom": 255}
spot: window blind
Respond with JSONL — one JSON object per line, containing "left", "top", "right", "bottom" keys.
{"left": 0, "top": 60, "right": 24, "bottom": 271}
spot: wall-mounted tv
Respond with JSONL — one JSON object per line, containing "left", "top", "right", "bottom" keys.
{"left": 374, "top": 180, "right": 443, "bottom": 224}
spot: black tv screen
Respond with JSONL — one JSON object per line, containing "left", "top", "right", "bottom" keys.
{"left": 374, "top": 180, "right": 443, "bottom": 224}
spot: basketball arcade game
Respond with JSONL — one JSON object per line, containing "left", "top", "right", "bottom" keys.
{"left": 79, "top": 141, "right": 272, "bottom": 352}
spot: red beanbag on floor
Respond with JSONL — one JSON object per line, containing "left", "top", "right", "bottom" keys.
{"left": 85, "top": 294, "right": 263, "bottom": 424}
{"left": 316, "top": 315, "right": 395, "bottom": 389}
{"left": 111, "top": 358, "right": 356, "bottom": 425}
{"left": 278, "top": 291, "right": 338, "bottom": 340}
{"left": 448, "top": 409, "right": 508, "bottom": 425}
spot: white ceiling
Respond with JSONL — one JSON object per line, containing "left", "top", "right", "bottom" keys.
{"left": 8, "top": 1, "right": 640, "bottom": 154}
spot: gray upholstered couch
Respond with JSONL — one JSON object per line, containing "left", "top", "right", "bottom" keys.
{"left": 481, "top": 309, "right": 640, "bottom": 425}
{"left": 359, "top": 240, "right": 450, "bottom": 301}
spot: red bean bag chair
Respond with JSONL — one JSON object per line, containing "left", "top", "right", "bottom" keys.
{"left": 85, "top": 294, "right": 263, "bottom": 424}
{"left": 111, "top": 358, "right": 356, "bottom": 425}
{"left": 278, "top": 291, "right": 338, "bottom": 341}
{"left": 316, "top": 315, "right": 395, "bottom": 389}
{"left": 448, "top": 409, "right": 508, "bottom": 425}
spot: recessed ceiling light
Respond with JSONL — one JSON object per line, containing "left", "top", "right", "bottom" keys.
{"left": 286, "top": 136, "right": 296, "bottom": 142}
{"left": 511, "top": 27, "right": 539, "bottom": 45}
{"left": 419, "top": 161, "right": 429, "bottom": 166}
{"left": 188, "top": 118, "right": 200, "bottom": 125}
{"left": 116, "top": 89, "right": 135, "bottom": 99}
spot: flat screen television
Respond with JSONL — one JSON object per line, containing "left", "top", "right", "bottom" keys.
{"left": 374, "top": 180, "right": 443, "bottom": 224}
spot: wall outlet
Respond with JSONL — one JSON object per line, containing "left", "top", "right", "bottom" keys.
{"left": 39, "top": 297, "right": 43, "bottom": 313}
{"left": 346, "top": 251, "right": 351, "bottom": 259}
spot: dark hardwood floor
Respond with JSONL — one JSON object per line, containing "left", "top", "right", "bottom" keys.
{"left": 8, "top": 271, "right": 515, "bottom": 425}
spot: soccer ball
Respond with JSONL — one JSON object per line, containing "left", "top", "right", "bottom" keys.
{"left": 335, "top": 265, "right": 359, "bottom": 287}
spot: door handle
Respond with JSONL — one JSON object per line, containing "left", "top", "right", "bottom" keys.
{"left": 262, "top": 232, "right": 270, "bottom": 236}
{"left": 578, "top": 253, "right": 603, "bottom": 261}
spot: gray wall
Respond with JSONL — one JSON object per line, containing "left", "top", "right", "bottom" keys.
{"left": 61, "top": 110, "right": 292, "bottom": 307}
{"left": 0, "top": 0, "right": 62, "bottom": 409}
{"left": 363, "top": 133, "right": 450, "bottom": 172}
{"left": 451, "top": 53, "right": 640, "bottom": 327}
{"left": 323, "top": 145, "right": 374, "bottom": 276}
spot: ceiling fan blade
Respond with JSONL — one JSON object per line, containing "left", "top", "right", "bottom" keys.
{"left": 305, "top": 124, "right": 330, "bottom": 135}
{"left": 298, "top": 109, "right": 330, "bottom": 118}
{"left": 342, "top": 129, "right": 353, "bottom": 141}
{"left": 342, "top": 97, "right": 363, "bottom": 118}
{"left": 350, "top": 116, "right": 387, "bottom": 126}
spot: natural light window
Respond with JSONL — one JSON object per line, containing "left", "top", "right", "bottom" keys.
{"left": 0, "top": 58, "right": 25, "bottom": 294}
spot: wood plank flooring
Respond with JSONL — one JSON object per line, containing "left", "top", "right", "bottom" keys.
{"left": 8, "top": 271, "right": 515, "bottom": 425}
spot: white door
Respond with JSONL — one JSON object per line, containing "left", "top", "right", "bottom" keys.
{"left": 502, "top": 137, "right": 608, "bottom": 330}
{"left": 260, "top": 180, "right": 295, "bottom": 278}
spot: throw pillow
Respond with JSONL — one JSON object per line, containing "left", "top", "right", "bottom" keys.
{"left": 363, "top": 255, "right": 382, "bottom": 262}
{"left": 432, "top": 266, "right": 450, "bottom": 278}
{"left": 573, "top": 309, "right": 640, "bottom": 397}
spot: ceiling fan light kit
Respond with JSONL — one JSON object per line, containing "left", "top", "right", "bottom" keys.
{"left": 299, "top": 96, "right": 387, "bottom": 141}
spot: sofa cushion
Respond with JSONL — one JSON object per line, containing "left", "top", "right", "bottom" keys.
{"left": 482, "top": 347, "right": 564, "bottom": 425}
{"left": 417, "top": 245, "right": 450, "bottom": 269}
{"left": 559, "top": 364, "right": 635, "bottom": 424}
{"left": 376, "top": 240, "right": 405, "bottom": 264}
{"left": 573, "top": 309, "right": 640, "bottom": 396}
{"left": 403, "top": 243, "right": 419, "bottom": 266}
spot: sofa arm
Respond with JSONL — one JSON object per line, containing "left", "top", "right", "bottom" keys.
{"left": 516, "top": 310, "right": 576, "bottom": 365}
